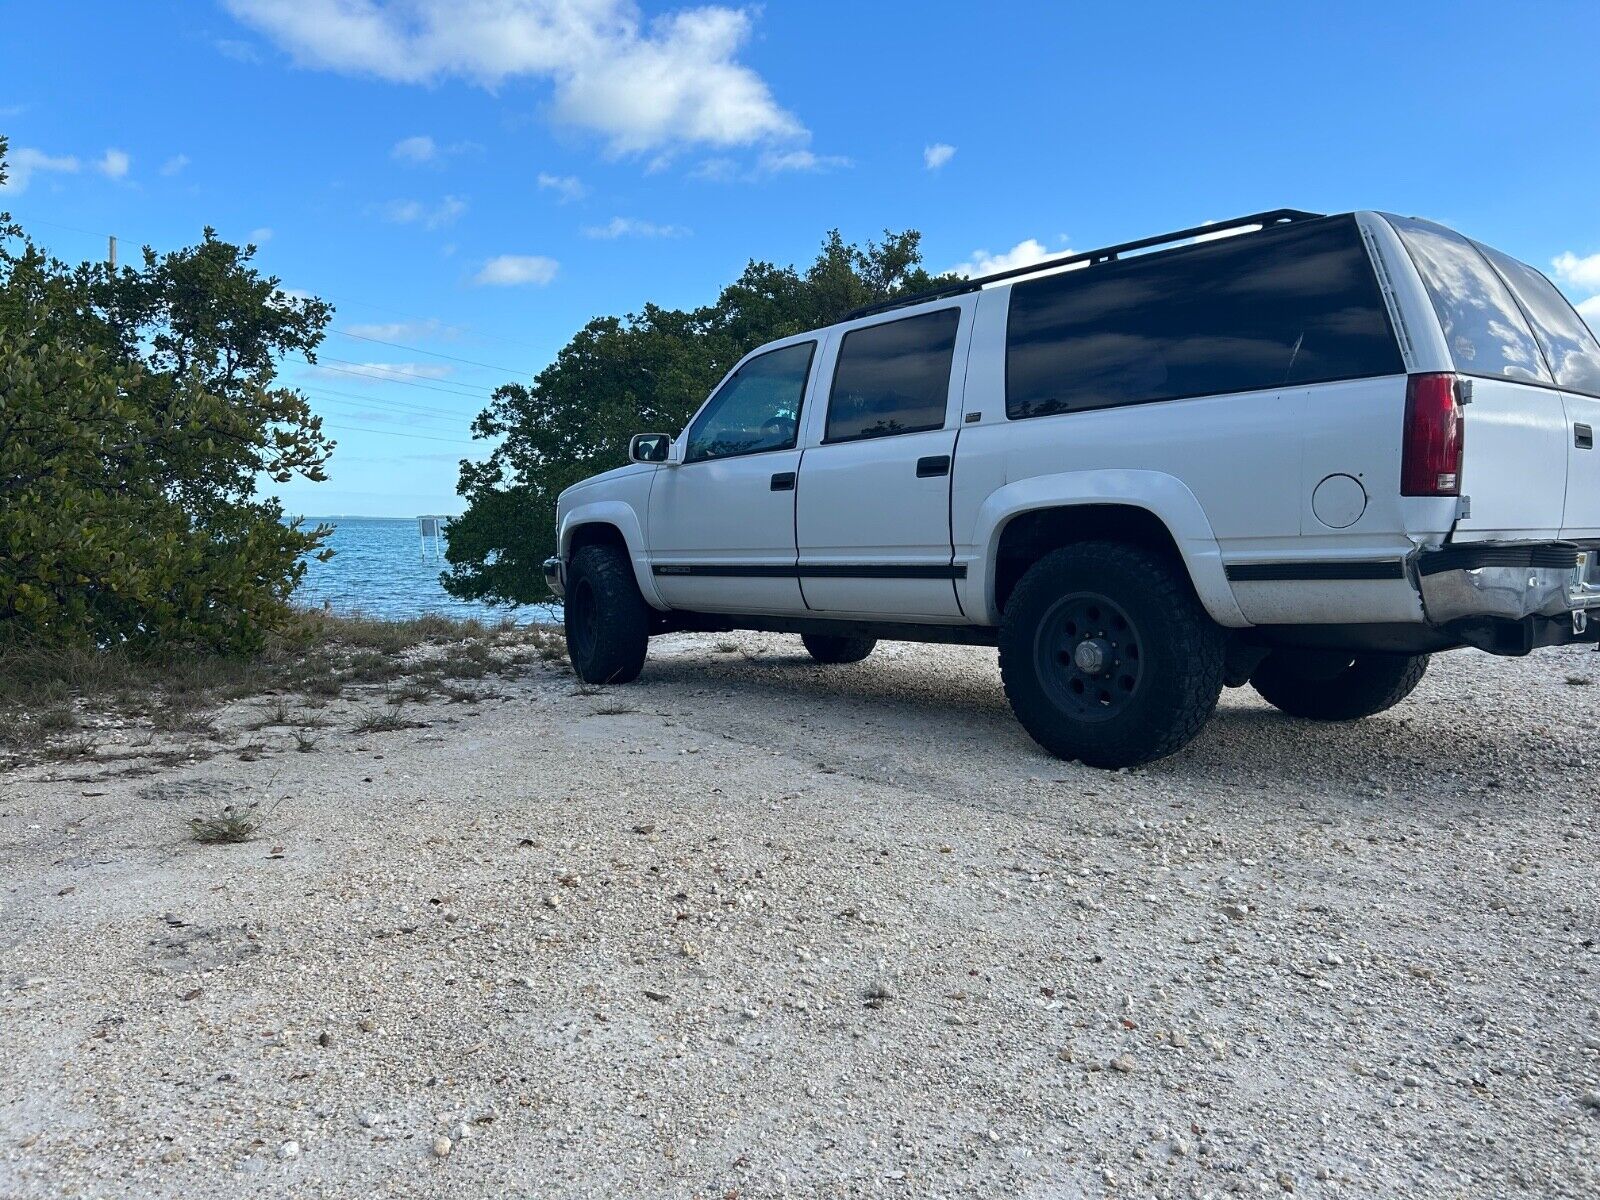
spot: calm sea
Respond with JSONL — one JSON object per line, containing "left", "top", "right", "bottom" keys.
{"left": 293, "top": 516, "right": 557, "bottom": 625}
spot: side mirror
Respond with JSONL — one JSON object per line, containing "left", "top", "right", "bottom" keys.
{"left": 628, "top": 433, "right": 672, "bottom": 464}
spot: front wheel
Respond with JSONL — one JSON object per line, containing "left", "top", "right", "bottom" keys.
{"left": 998, "top": 542, "right": 1225, "bottom": 768}
{"left": 801, "top": 633, "right": 877, "bottom": 664}
{"left": 564, "top": 544, "right": 649, "bottom": 684}
{"left": 1249, "top": 651, "right": 1427, "bottom": 720}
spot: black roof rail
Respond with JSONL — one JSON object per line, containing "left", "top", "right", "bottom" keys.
{"left": 843, "top": 208, "right": 1326, "bottom": 321}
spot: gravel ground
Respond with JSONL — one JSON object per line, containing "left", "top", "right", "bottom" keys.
{"left": 2, "top": 633, "right": 1598, "bottom": 1198}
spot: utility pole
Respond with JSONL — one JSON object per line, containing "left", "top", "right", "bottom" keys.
{"left": 107, "top": 235, "right": 117, "bottom": 270}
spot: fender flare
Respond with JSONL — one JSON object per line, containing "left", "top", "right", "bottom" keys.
{"left": 558, "top": 500, "right": 667, "bottom": 610}
{"left": 959, "top": 469, "right": 1250, "bottom": 628}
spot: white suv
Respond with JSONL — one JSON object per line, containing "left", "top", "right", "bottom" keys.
{"left": 545, "top": 209, "right": 1600, "bottom": 767}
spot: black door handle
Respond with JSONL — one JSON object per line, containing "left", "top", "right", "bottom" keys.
{"left": 1577, "top": 423, "right": 1593, "bottom": 450}
{"left": 770, "top": 471, "right": 795, "bottom": 491}
{"left": 916, "top": 455, "right": 951, "bottom": 478}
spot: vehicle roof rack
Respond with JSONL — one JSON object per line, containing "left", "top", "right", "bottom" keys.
{"left": 844, "top": 208, "right": 1326, "bottom": 321}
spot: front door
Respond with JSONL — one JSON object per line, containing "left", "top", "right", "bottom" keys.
{"left": 647, "top": 339, "right": 817, "bottom": 614}
{"left": 795, "top": 304, "right": 969, "bottom": 618}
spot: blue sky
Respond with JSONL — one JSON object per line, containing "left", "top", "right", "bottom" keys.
{"left": 3, "top": 0, "right": 1598, "bottom": 517}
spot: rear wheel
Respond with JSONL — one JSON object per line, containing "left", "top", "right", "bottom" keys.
{"left": 1249, "top": 650, "right": 1427, "bottom": 720}
{"left": 998, "top": 542, "right": 1225, "bottom": 768}
{"left": 564, "top": 544, "right": 649, "bottom": 684}
{"left": 801, "top": 633, "right": 877, "bottom": 664}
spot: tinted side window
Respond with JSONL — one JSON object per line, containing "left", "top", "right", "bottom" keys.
{"left": 1475, "top": 242, "right": 1600, "bottom": 398}
{"left": 1387, "top": 215, "right": 1552, "bottom": 385}
{"left": 826, "top": 308, "right": 960, "bottom": 443}
{"left": 685, "top": 341, "right": 815, "bottom": 463}
{"left": 1005, "top": 216, "right": 1403, "bottom": 420}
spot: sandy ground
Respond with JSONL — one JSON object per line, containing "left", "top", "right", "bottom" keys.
{"left": 2, "top": 633, "right": 1598, "bottom": 1199}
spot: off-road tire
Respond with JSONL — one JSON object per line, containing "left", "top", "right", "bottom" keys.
{"left": 1250, "top": 651, "right": 1428, "bottom": 721}
{"left": 564, "top": 544, "right": 649, "bottom": 684}
{"left": 801, "top": 633, "right": 877, "bottom": 664}
{"left": 998, "top": 542, "right": 1225, "bottom": 768}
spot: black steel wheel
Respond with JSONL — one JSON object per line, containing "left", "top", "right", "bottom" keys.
{"left": 999, "top": 542, "right": 1225, "bottom": 767}
{"left": 1033, "top": 592, "right": 1144, "bottom": 722}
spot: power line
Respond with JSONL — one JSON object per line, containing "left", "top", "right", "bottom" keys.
{"left": 318, "top": 419, "right": 486, "bottom": 446}
{"left": 301, "top": 385, "right": 484, "bottom": 422}
{"left": 310, "top": 395, "right": 475, "bottom": 428}
{"left": 308, "top": 353, "right": 497, "bottom": 393}
{"left": 330, "top": 328, "right": 529, "bottom": 376}
{"left": 295, "top": 358, "right": 497, "bottom": 399}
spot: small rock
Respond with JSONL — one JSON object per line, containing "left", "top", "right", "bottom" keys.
{"left": 357, "top": 1111, "right": 383, "bottom": 1129}
{"left": 542, "top": 894, "right": 561, "bottom": 910}
{"left": 277, "top": 1141, "right": 300, "bottom": 1160}
{"left": 1582, "top": 1090, "right": 1600, "bottom": 1110}
{"left": 1109, "top": 1054, "right": 1137, "bottom": 1074}
{"left": 1221, "top": 902, "right": 1250, "bottom": 921}
{"left": 631, "top": 823, "right": 656, "bottom": 835}
{"left": 317, "top": 1031, "right": 334, "bottom": 1048}
{"left": 451, "top": 1123, "right": 471, "bottom": 1141}
{"left": 431, "top": 1135, "right": 452, "bottom": 1158}
{"left": 357, "top": 1018, "right": 376, "bottom": 1033}
{"left": 643, "top": 988, "right": 670, "bottom": 1003}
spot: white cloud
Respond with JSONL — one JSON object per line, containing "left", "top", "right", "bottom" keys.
{"left": 949, "top": 238, "right": 1060, "bottom": 278}
{"left": 1578, "top": 294, "right": 1600, "bottom": 321}
{"left": 382, "top": 195, "right": 467, "bottom": 230}
{"left": 308, "top": 360, "right": 454, "bottom": 384}
{"left": 474, "top": 254, "right": 559, "bottom": 286}
{"left": 160, "top": 153, "right": 191, "bottom": 176}
{"left": 1553, "top": 250, "right": 1600, "bottom": 294}
{"left": 923, "top": 142, "right": 955, "bottom": 170}
{"left": 96, "top": 148, "right": 131, "bottom": 179}
{"left": 537, "top": 172, "right": 587, "bottom": 202}
{"left": 249, "top": 226, "right": 274, "bottom": 244}
{"left": 224, "top": 0, "right": 804, "bottom": 155}
{"left": 0, "top": 146, "right": 80, "bottom": 194}
{"left": 391, "top": 134, "right": 437, "bottom": 165}
{"left": 345, "top": 318, "right": 452, "bottom": 341}
{"left": 756, "top": 148, "right": 850, "bottom": 174}
{"left": 582, "top": 216, "right": 689, "bottom": 239}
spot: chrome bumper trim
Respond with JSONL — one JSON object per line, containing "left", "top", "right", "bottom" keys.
{"left": 1417, "top": 547, "right": 1600, "bottom": 625}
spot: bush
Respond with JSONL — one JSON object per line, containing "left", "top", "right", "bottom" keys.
{"left": 0, "top": 137, "right": 334, "bottom": 654}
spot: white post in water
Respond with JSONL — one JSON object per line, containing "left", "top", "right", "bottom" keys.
{"left": 418, "top": 515, "right": 444, "bottom": 562}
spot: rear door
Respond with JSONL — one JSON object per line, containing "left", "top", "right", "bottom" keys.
{"left": 1386, "top": 216, "right": 1568, "bottom": 542}
{"left": 794, "top": 303, "right": 970, "bottom": 618}
{"left": 1470, "top": 243, "right": 1600, "bottom": 539}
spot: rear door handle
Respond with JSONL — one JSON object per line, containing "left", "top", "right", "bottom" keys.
{"left": 770, "top": 471, "right": 795, "bottom": 491}
{"left": 916, "top": 455, "right": 951, "bottom": 478}
{"left": 1577, "top": 423, "right": 1594, "bottom": 450}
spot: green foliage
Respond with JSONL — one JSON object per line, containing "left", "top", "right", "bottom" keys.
{"left": 0, "top": 140, "right": 335, "bottom": 653}
{"left": 444, "top": 230, "right": 952, "bottom": 604}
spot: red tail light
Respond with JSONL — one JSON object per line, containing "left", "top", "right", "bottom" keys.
{"left": 1401, "top": 373, "right": 1463, "bottom": 496}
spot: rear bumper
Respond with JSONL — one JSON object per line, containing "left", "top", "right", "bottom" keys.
{"left": 1416, "top": 542, "right": 1600, "bottom": 624}
{"left": 1417, "top": 541, "right": 1600, "bottom": 654}
{"left": 542, "top": 555, "right": 565, "bottom": 598}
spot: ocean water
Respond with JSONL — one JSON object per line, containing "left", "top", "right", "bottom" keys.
{"left": 293, "top": 516, "right": 557, "bottom": 625}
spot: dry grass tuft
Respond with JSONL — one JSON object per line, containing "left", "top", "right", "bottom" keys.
{"left": 187, "top": 801, "right": 263, "bottom": 844}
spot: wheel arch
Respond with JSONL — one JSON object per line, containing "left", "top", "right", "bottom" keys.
{"left": 962, "top": 470, "right": 1248, "bottom": 627}
{"left": 558, "top": 500, "right": 666, "bottom": 610}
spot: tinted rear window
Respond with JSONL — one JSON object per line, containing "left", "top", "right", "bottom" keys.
{"left": 1005, "top": 215, "right": 1403, "bottom": 420}
{"left": 1387, "top": 215, "right": 1552, "bottom": 385}
{"left": 1475, "top": 242, "right": 1600, "bottom": 398}
{"left": 826, "top": 307, "right": 960, "bottom": 442}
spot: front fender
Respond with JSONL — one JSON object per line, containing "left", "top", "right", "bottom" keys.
{"left": 959, "top": 469, "right": 1249, "bottom": 628}
{"left": 558, "top": 499, "right": 666, "bottom": 610}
